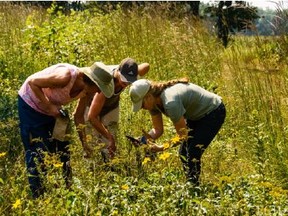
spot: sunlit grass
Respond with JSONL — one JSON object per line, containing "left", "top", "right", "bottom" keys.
{"left": 0, "top": 2, "right": 288, "bottom": 215}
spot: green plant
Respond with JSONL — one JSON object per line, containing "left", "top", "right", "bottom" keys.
{"left": 1, "top": 2, "right": 288, "bottom": 215}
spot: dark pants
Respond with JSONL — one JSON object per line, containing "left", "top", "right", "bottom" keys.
{"left": 179, "top": 102, "right": 226, "bottom": 185}
{"left": 18, "top": 96, "right": 71, "bottom": 198}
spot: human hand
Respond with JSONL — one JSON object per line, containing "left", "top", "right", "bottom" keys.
{"left": 107, "top": 136, "right": 116, "bottom": 158}
{"left": 148, "top": 143, "right": 163, "bottom": 153}
{"left": 126, "top": 135, "right": 147, "bottom": 147}
{"left": 142, "top": 130, "right": 150, "bottom": 139}
{"left": 138, "top": 63, "right": 150, "bottom": 76}
{"left": 47, "top": 104, "right": 61, "bottom": 117}
{"left": 107, "top": 144, "right": 116, "bottom": 158}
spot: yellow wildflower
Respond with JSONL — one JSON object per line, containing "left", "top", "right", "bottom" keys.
{"left": 163, "top": 142, "right": 170, "bottom": 150}
{"left": 77, "top": 124, "right": 86, "bottom": 130}
{"left": 0, "top": 152, "right": 7, "bottom": 158}
{"left": 47, "top": 175, "right": 54, "bottom": 182}
{"left": 53, "top": 162, "right": 63, "bottom": 168}
{"left": 12, "top": 199, "right": 21, "bottom": 209}
{"left": 86, "top": 134, "right": 92, "bottom": 143}
{"left": 171, "top": 135, "right": 181, "bottom": 144}
{"left": 44, "top": 197, "right": 52, "bottom": 205}
{"left": 159, "top": 152, "right": 170, "bottom": 161}
{"left": 111, "top": 210, "right": 118, "bottom": 216}
{"left": 259, "top": 181, "right": 273, "bottom": 189}
{"left": 121, "top": 184, "right": 129, "bottom": 190}
{"left": 219, "top": 175, "right": 232, "bottom": 184}
{"left": 269, "top": 190, "right": 281, "bottom": 198}
{"left": 31, "top": 137, "right": 43, "bottom": 143}
{"left": 142, "top": 157, "right": 151, "bottom": 165}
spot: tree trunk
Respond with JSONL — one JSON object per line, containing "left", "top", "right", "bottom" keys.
{"left": 186, "top": 1, "right": 200, "bottom": 17}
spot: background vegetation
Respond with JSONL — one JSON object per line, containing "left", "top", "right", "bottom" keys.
{"left": 0, "top": 2, "right": 288, "bottom": 215}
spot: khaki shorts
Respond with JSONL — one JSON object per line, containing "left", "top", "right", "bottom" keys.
{"left": 84, "top": 106, "right": 119, "bottom": 147}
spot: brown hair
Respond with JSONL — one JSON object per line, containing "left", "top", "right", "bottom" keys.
{"left": 149, "top": 78, "right": 189, "bottom": 96}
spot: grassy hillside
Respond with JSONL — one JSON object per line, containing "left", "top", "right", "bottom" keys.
{"left": 0, "top": 2, "right": 288, "bottom": 215}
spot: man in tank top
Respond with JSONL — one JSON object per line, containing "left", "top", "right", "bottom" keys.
{"left": 74, "top": 58, "right": 150, "bottom": 161}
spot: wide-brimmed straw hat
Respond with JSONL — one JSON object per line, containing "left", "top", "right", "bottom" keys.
{"left": 80, "top": 62, "right": 114, "bottom": 98}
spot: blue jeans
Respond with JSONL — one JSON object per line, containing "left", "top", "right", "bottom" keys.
{"left": 17, "top": 96, "right": 71, "bottom": 198}
{"left": 179, "top": 102, "right": 226, "bottom": 185}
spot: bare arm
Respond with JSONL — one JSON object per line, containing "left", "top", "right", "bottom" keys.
{"left": 28, "top": 67, "right": 71, "bottom": 116}
{"left": 73, "top": 95, "right": 94, "bottom": 157}
{"left": 173, "top": 116, "right": 188, "bottom": 139}
{"left": 138, "top": 63, "right": 150, "bottom": 76}
{"left": 87, "top": 92, "right": 110, "bottom": 139}
{"left": 88, "top": 92, "right": 116, "bottom": 157}
{"left": 149, "top": 116, "right": 187, "bottom": 153}
{"left": 74, "top": 96, "right": 88, "bottom": 143}
{"left": 142, "top": 113, "right": 164, "bottom": 140}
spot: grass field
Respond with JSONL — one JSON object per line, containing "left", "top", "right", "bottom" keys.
{"left": 0, "top": 2, "right": 288, "bottom": 215}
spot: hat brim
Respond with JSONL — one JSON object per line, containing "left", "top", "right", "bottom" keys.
{"left": 120, "top": 73, "right": 137, "bottom": 84}
{"left": 132, "top": 99, "right": 143, "bottom": 112}
{"left": 81, "top": 67, "right": 114, "bottom": 98}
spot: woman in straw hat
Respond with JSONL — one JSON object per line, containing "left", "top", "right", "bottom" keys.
{"left": 18, "top": 62, "right": 113, "bottom": 198}
{"left": 129, "top": 78, "right": 226, "bottom": 186}
{"left": 74, "top": 58, "right": 150, "bottom": 161}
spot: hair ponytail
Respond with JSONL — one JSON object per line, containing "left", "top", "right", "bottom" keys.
{"left": 150, "top": 78, "right": 189, "bottom": 96}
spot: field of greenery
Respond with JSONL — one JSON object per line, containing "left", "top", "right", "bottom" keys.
{"left": 1, "top": 2, "right": 288, "bottom": 215}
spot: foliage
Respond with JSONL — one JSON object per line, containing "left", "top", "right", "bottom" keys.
{"left": 1, "top": 2, "right": 288, "bottom": 215}
{"left": 203, "top": 1, "right": 259, "bottom": 32}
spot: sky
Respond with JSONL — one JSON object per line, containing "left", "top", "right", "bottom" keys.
{"left": 203, "top": 0, "right": 288, "bottom": 10}
{"left": 249, "top": 0, "right": 288, "bottom": 9}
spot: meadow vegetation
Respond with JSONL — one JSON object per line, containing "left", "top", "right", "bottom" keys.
{"left": 0, "top": 2, "right": 288, "bottom": 215}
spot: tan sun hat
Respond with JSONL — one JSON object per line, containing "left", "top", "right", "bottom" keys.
{"left": 80, "top": 62, "right": 114, "bottom": 98}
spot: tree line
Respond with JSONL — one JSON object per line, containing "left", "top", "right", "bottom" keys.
{"left": 9, "top": 1, "right": 287, "bottom": 47}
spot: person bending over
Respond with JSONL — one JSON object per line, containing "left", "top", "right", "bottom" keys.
{"left": 74, "top": 58, "right": 150, "bottom": 160}
{"left": 129, "top": 78, "right": 226, "bottom": 185}
{"left": 18, "top": 62, "right": 114, "bottom": 198}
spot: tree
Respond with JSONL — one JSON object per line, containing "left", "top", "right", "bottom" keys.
{"left": 207, "top": 1, "right": 259, "bottom": 47}
{"left": 186, "top": 1, "right": 200, "bottom": 17}
{"left": 216, "top": 1, "right": 232, "bottom": 47}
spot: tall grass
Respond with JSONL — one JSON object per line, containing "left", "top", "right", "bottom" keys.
{"left": 223, "top": 35, "right": 288, "bottom": 186}
{"left": 0, "top": 2, "right": 288, "bottom": 215}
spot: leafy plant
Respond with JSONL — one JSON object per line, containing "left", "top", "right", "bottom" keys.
{"left": 1, "top": 2, "right": 288, "bottom": 215}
